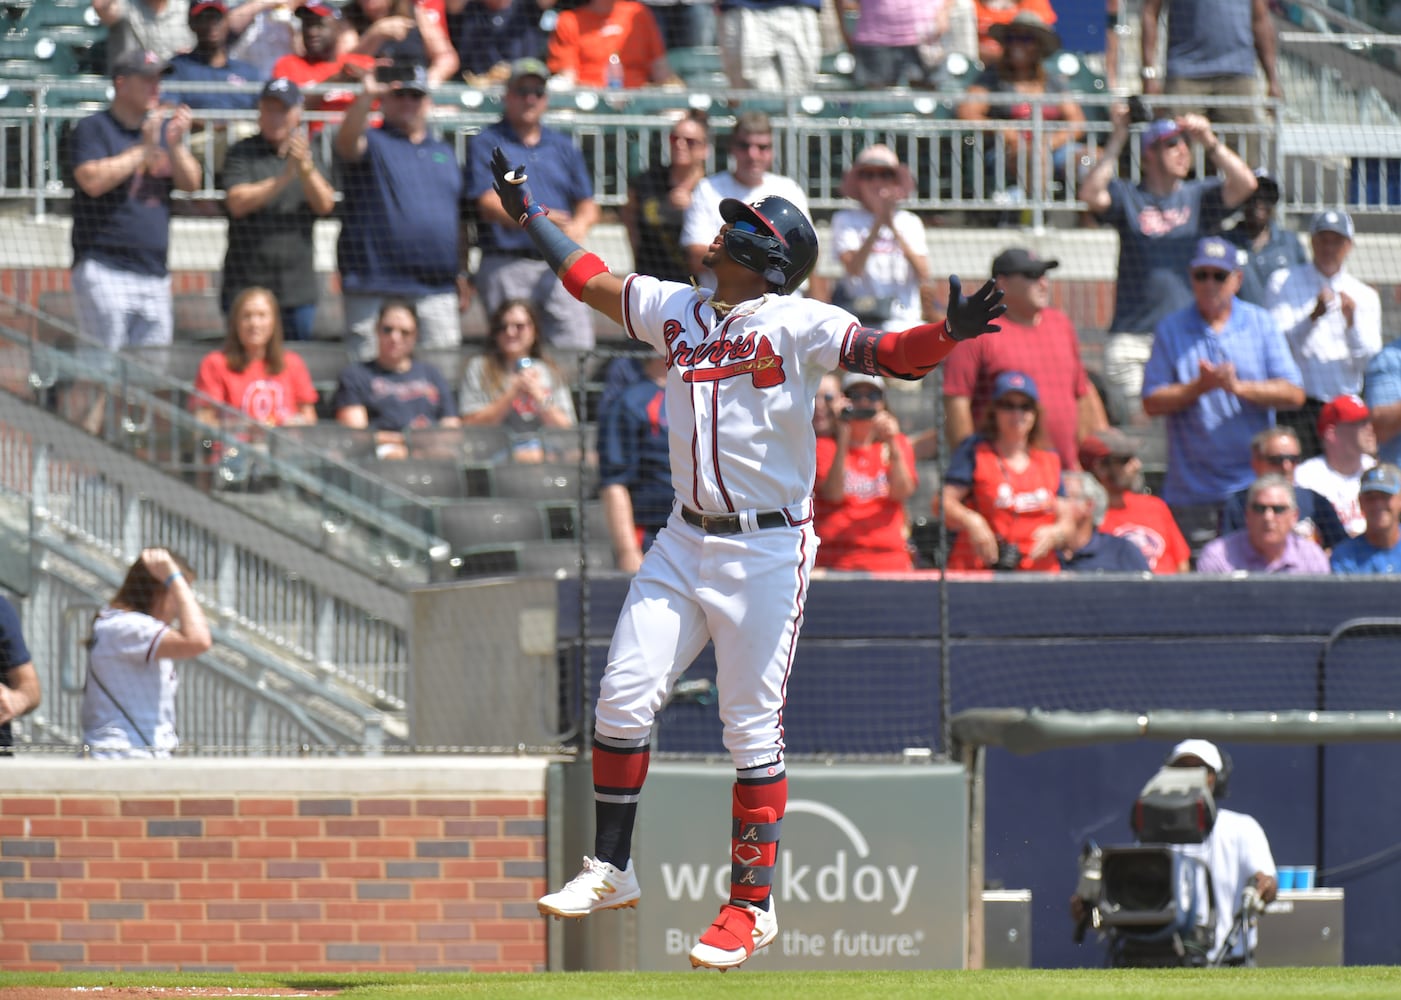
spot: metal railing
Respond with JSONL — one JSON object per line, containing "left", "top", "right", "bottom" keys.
{"left": 5, "top": 76, "right": 1400, "bottom": 222}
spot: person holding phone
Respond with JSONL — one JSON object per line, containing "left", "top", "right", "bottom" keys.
{"left": 458, "top": 298, "right": 576, "bottom": 461}
{"left": 812, "top": 372, "right": 918, "bottom": 571}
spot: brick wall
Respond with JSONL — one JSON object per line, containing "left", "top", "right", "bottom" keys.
{"left": 0, "top": 758, "right": 553, "bottom": 972}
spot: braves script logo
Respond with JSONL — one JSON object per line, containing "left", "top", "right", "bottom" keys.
{"left": 663, "top": 319, "right": 786, "bottom": 388}
{"left": 1137, "top": 204, "right": 1193, "bottom": 237}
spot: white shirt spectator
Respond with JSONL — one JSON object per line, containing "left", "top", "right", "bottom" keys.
{"left": 80, "top": 608, "right": 179, "bottom": 758}
{"left": 1294, "top": 452, "right": 1376, "bottom": 536}
{"left": 681, "top": 170, "right": 811, "bottom": 289}
{"left": 830, "top": 207, "right": 928, "bottom": 330}
{"left": 1266, "top": 263, "right": 1381, "bottom": 402}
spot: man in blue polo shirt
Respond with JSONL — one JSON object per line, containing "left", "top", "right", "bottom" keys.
{"left": 334, "top": 61, "right": 464, "bottom": 362}
{"left": 1331, "top": 464, "right": 1401, "bottom": 574}
{"left": 1143, "top": 236, "right": 1305, "bottom": 556}
{"left": 466, "top": 58, "right": 599, "bottom": 350}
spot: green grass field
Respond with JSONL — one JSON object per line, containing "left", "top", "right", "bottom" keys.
{"left": 3, "top": 969, "right": 1401, "bottom": 1000}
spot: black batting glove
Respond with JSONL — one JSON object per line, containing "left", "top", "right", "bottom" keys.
{"left": 945, "top": 275, "right": 1006, "bottom": 342}
{"left": 491, "top": 146, "right": 545, "bottom": 227}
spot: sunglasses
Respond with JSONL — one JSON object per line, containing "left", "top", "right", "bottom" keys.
{"left": 510, "top": 85, "right": 546, "bottom": 99}
{"left": 1191, "top": 269, "right": 1231, "bottom": 283}
{"left": 995, "top": 399, "right": 1036, "bottom": 412}
{"left": 846, "top": 389, "right": 883, "bottom": 402}
{"left": 1004, "top": 33, "right": 1039, "bottom": 45}
{"left": 1249, "top": 503, "right": 1292, "bottom": 515}
{"left": 858, "top": 168, "right": 896, "bottom": 180}
{"left": 1156, "top": 135, "right": 1186, "bottom": 150}
{"left": 671, "top": 135, "right": 706, "bottom": 148}
{"left": 1261, "top": 452, "right": 1301, "bottom": 466}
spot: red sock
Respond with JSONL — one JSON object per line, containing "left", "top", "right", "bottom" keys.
{"left": 593, "top": 732, "right": 650, "bottom": 869}
{"left": 730, "top": 772, "right": 786, "bottom": 908}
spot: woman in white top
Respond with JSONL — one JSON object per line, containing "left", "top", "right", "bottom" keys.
{"left": 80, "top": 548, "right": 213, "bottom": 759}
{"left": 829, "top": 144, "right": 934, "bottom": 331}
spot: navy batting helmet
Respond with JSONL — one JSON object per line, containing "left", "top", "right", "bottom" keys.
{"left": 719, "top": 196, "right": 819, "bottom": 294}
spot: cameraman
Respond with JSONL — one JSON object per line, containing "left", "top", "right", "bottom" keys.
{"left": 942, "top": 371, "right": 1072, "bottom": 572}
{"left": 1073, "top": 739, "right": 1278, "bottom": 965}
{"left": 813, "top": 374, "right": 917, "bottom": 571}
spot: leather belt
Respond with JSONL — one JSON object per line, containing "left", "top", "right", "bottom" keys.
{"left": 681, "top": 506, "right": 788, "bottom": 535}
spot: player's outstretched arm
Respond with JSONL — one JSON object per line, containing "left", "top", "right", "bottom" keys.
{"left": 491, "top": 147, "right": 626, "bottom": 326}
{"left": 870, "top": 275, "right": 1005, "bottom": 379}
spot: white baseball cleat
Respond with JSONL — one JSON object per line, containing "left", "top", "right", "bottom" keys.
{"left": 688, "top": 900, "right": 778, "bottom": 970}
{"left": 537, "top": 856, "right": 640, "bottom": 918}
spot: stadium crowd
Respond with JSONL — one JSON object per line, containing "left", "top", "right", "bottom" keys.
{"left": 36, "top": 0, "right": 1401, "bottom": 577}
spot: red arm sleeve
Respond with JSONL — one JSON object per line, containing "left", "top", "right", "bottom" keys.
{"left": 873, "top": 320, "right": 959, "bottom": 379}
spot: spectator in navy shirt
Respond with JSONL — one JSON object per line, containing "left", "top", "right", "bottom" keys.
{"left": 453, "top": 0, "right": 549, "bottom": 87}
{"left": 1218, "top": 426, "right": 1348, "bottom": 551}
{"left": 598, "top": 350, "right": 671, "bottom": 574}
{"left": 334, "top": 298, "right": 459, "bottom": 459}
{"left": 334, "top": 61, "right": 465, "bottom": 362}
{"left": 1058, "top": 470, "right": 1152, "bottom": 572}
{"left": 67, "top": 49, "right": 200, "bottom": 431}
{"left": 466, "top": 58, "right": 599, "bottom": 350}
{"left": 1223, "top": 170, "right": 1306, "bottom": 308}
{"left": 1080, "top": 109, "right": 1257, "bottom": 414}
{"left": 0, "top": 595, "right": 40, "bottom": 755}
{"left": 166, "top": 0, "right": 263, "bottom": 176}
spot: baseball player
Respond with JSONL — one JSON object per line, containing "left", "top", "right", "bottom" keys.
{"left": 493, "top": 147, "right": 1005, "bottom": 970}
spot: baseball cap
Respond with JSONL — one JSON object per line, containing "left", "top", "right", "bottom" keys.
{"left": 992, "top": 370, "right": 1038, "bottom": 403}
{"left": 991, "top": 247, "right": 1059, "bottom": 279}
{"left": 260, "top": 76, "right": 302, "bottom": 108}
{"left": 189, "top": 0, "right": 226, "bottom": 17}
{"left": 1359, "top": 463, "right": 1401, "bottom": 496}
{"left": 1310, "top": 208, "right": 1355, "bottom": 240}
{"left": 1317, "top": 393, "right": 1370, "bottom": 436}
{"left": 1078, "top": 428, "right": 1139, "bottom": 470}
{"left": 841, "top": 372, "right": 885, "bottom": 393}
{"left": 110, "top": 49, "right": 169, "bottom": 79}
{"left": 1189, "top": 236, "right": 1243, "bottom": 272}
{"left": 1168, "top": 739, "right": 1224, "bottom": 773}
{"left": 387, "top": 62, "right": 430, "bottom": 96}
{"left": 508, "top": 57, "right": 550, "bottom": 87}
{"left": 297, "top": 0, "right": 340, "bottom": 17}
{"left": 1143, "top": 118, "right": 1184, "bottom": 147}
{"left": 1250, "top": 167, "right": 1280, "bottom": 204}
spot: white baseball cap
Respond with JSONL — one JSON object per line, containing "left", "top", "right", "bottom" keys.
{"left": 1167, "top": 738, "right": 1224, "bottom": 772}
{"left": 842, "top": 372, "right": 885, "bottom": 392}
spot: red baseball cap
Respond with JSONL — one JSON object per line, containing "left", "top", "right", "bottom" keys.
{"left": 1318, "top": 394, "right": 1370, "bottom": 436}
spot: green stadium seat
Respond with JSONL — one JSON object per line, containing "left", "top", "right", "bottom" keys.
{"left": 0, "top": 29, "right": 79, "bottom": 75}
{"left": 667, "top": 45, "right": 724, "bottom": 89}
{"left": 19, "top": 0, "right": 101, "bottom": 30}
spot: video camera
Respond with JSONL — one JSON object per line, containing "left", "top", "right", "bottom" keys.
{"left": 1074, "top": 764, "right": 1223, "bottom": 967}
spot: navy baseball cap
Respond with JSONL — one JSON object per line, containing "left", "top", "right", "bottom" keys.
{"left": 110, "top": 49, "right": 169, "bottom": 79}
{"left": 992, "top": 370, "right": 1039, "bottom": 403}
{"left": 260, "top": 76, "right": 301, "bottom": 108}
{"left": 1359, "top": 463, "right": 1401, "bottom": 496}
{"left": 1144, "top": 118, "right": 1184, "bottom": 147}
{"left": 1189, "top": 236, "right": 1243, "bottom": 272}
{"left": 991, "top": 246, "right": 1059, "bottom": 278}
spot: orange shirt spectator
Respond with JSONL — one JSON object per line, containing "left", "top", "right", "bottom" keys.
{"left": 546, "top": 0, "right": 674, "bottom": 89}
{"left": 974, "top": 0, "right": 1056, "bottom": 62}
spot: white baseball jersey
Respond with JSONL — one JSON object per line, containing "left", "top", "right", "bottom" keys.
{"left": 681, "top": 171, "right": 812, "bottom": 254}
{"left": 80, "top": 607, "right": 179, "bottom": 758}
{"left": 621, "top": 273, "right": 866, "bottom": 513}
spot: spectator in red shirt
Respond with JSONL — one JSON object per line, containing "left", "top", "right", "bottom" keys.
{"left": 942, "top": 246, "right": 1106, "bottom": 471}
{"left": 546, "top": 0, "right": 678, "bottom": 88}
{"left": 272, "top": 2, "right": 374, "bottom": 132}
{"left": 942, "top": 370, "right": 1072, "bottom": 572}
{"left": 813, "top": 373, "right": 918, "bottom": 572}
{"left": 194, "top": 286, "right": 318, "bottom": 430}
{"left": 1081, "top": 428, "right": 1192, "bottom": 573}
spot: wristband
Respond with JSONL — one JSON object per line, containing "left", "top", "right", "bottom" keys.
{"left": 520, "top": 201, "right": 548, "bottom": 227}
{"left": 164, "top": 571, "right": 184, "bottom": 587}
{"left": 562, "top": 252, "right": 609, "bottom": 300}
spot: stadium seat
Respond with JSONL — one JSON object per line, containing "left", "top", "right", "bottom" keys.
{"left": 272, "top": 424, "right": 377, "bottom": 464}
{"left": 513, "top": 539, "right": 615, "bottom": 576}
{"left": 435, "top": 497, "right": 548, "bottom": 553}
{"left": 490, "top": 461, "right": 598, "bottom": 502}
{"left": 355, "top": 457, "right": 467, "bottom": 500}
{"left": 667, "top": 46, "right": 725, "bottom": 89}
{"left": 521, "top": 424, "right": 598, "bottom": 465}
{"left": 406, "top": 424, "right": 511, "bottom": 465}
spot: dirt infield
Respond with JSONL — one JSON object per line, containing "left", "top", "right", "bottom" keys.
{"left": 0, "top": 990, "right": 343, "bottom": 999}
